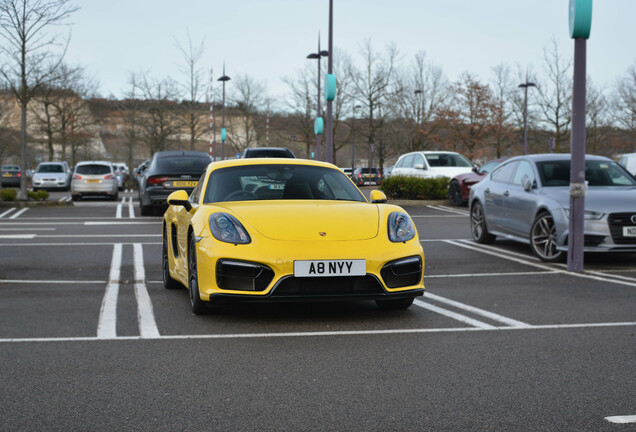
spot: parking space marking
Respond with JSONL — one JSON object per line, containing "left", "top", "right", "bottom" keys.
{"left": 115, "top": 199, "right": 123, "bottom": 218}
{"left": 0, "top": 208, "right": 16, "bottom": 218}
{"left": 424, "top": 292, "right": 531, "bottom": 328}
{"left": 85, "top": 221, "right": 158, "bottom": 225}
{"left": 414, "top": 300, "right": 497, "bottom": 329}
{"left": 605, "top": 415, "right": 636, "bottom": 424}
{"left": 9, "top": 208, "right": 28, "bottom": 219}
{"left": 128, "top": 197, "right": 135, "bottom": 219}
{"left": 133, "top": 243, "right": 160, "bottom": 338}
{"left": 426, "top": 205, "right": 469, "bottom": 216}
{"left": 0, "top": 234, "right": 36, "bottom": 239}
{"left": 97, "top": 243, "right": 122, "bottom": 339}
{"left": 426, "top": 270, "right": 559, "bottom": 279}
{"left": 3, "top": 321, "right": 636, "bottom": 344}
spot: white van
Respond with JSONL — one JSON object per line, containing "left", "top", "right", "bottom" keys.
{"left": 619, "top": 153, "right": 636, "bottom": 176}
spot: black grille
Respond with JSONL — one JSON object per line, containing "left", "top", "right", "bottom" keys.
{"left": 216, "top": 259, "right": 274, "bottom": 292}
{"left": 271, "top": 275, "right": 385, "bottom": 298}
{"left": 608, "top": 213, "right": 636, "bottom": 244}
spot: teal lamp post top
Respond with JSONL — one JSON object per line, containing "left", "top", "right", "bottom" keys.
{"left": 569, "top": 0, "right": 592, "bottom": 39}
{"left": 314, "top": 117, "right": 324, "bottom": 135}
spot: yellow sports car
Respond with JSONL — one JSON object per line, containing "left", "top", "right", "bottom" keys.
{"left": 162, "top": 158, "right": 425, "bottom": 314}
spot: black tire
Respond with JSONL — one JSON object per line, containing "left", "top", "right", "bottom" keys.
{"left": 111, "top": 193, "right": 118, "bottom": 201}
{"left": 529, "top": 212, "right": 565, "bottom": 263}
{"left": 163, "top": 227, "right": 182, "bottom": 290}
{"left": 140, "top": 204, "right": 153, "bottom": 216}
{"left": 470, "top": 201, "right": 496, "bottom": 244}
{"left": 448, "top": 180, "right": 466, "bottom": 206}
{"left": 376, "top": 297, "right": 415, "bottom": 310}
{"left": 71, "top": 194, "right": 80, "bottom": 201}
{"left": 188, "top": 232, "right": 208, "bottom": 315}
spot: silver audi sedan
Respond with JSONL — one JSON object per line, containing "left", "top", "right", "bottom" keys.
{"left": 469, "top": 154, "right": 636, "bottom": 262}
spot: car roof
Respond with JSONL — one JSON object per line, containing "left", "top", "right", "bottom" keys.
{"left": 207, "top": 157, "right": 338, "bottom": 171}
{"left": 506, "top": 153, "right": 611, "bottom": 162}
{"left": 75, "top": 160, "right": 113, "bottom": 165}
{"left": 153, "top": 150, "right": 211, "bottom": 158}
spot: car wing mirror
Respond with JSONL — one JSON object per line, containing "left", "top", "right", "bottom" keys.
{"left": 370, "top": 190, "right": 387, "bottom": 203}
{"left": 414, "top": 163, "right": 426, "bottom": 170}
{"left": 522, "top": 176, "right": 534, "bottom": 192}
{"left": 167, "top": 190, "right": 192, "bottom": 211}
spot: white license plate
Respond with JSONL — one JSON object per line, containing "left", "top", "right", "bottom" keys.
{"left": 294, "top": 260, "right": 366, "bottom": 277}
{"left": 623, "top": 226, "right": 636, "bottom": 237}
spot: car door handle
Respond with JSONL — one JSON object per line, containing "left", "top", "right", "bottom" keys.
{"left": 484, "top": 188, "right": 490, "bottom": 194}
{"left": 503, "top": 191, "right": 510, "bottom": 197}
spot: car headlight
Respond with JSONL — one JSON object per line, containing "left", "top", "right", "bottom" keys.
{"left": 388, "top": 212, "right": 416, "bottom": 242}
{"left": 209, "top": 213, "right": 251, "bottom": 244}
{"left": 563, "top": 209, "right": 605, "bottom": 220}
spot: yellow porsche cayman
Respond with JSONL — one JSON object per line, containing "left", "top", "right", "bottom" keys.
{"left": 162, "top": 158, "right": 425, "bottom": 314}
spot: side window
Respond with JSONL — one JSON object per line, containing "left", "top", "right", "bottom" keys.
{"left": 413, "top": 154, "right": 425, "bottom": 169}
{"left": 512, "top": 161, "right": 535, "bottom": 186}
{"left": 189, "top": 173, "right": 206, "bottom": 204}
{"left": 490, "top": 161, "right": 519, "bottom": 184}
{"left": 401, "top": 154, "right": 415, "bottom": 168}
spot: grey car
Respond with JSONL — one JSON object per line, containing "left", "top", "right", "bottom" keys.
{"left": 469, "top": 154, "right": 636, "bottom": 262}
{"left": 71, "top": 161, "right": 119, "bottom": 201}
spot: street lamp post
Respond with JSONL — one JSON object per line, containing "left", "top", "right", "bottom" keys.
{"left": 218, "top": 64, "right": 231, "bottom": 160}
{"left": 307, "top": 36, "right": 328, "bottom": 161}
{"left": 325, "top": 0, "right": 335, "bottom": 163}
{"left": 414, "top": 89, "right": 424, "bottom": 150}
{"left": 352, "top": 105, "right": 361, "bottom": 172}
{"left": 518, "top": 82, "right": 536, "bottom": 155}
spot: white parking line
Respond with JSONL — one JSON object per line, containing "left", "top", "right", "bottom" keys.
{"left": 605, "top": 415, "right": 636, "bottom": 424}
{"left": 128, "top": 197, "right": 135, "bottom": 219}
{"left": 0, "top": 208, "right": 16, "bottom": 218}
{"left": 0, "top": 234, "right": 36, "bottom": 239}
{"left": 413, "top": 299, "right": 497, "bottom": 329}
{"left": 115, "top": 198, "right": 123, "bottom": 218}
{"left": 9, "top": 208, "right": 28, "bottom": 219}
{"left": 97, "top": 243, "right": 122, "bottom": 339}
{"left": 424, "top": 292, "right": 531, "bottom": 328}
{"left": 427, "top": 205, "right": 469, "bottom": 216}
{"left": 133, "top": 243, "right": 160, "bottom": 338}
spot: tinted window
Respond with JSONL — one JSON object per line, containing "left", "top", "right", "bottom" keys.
{"left": 36, "top": 164, "right": 64, "bottom": 173}
{"left": 204, "top": 164, "right": 365, "bottom": 203}
{"left": 479, "top": 160, "right": 502, "bottom": 174}
{"left": 76, "top": 164, "right": 112, "bottom": 175}
{"left": 536, "top": 159, "right": 636, "bottom": 187}
{"left": 490, "top": 161, "right": 519, "bottom": 184}
{"left": 425, "top": 153, "right": 472, "bottom": 167}
{"left": 155, "top": 156, "right": 211, "bottom": 173}
{"left": 244, "top": 148, "right": 295, "bottom": 158}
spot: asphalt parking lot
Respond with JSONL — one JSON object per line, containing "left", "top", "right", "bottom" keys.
{"left": 1, "top": 188, "right": 635, "bottom": 431}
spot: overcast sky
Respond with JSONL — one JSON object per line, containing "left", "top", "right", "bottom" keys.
{"left": 64, "top": 0, "right": 635, "bottom": 107}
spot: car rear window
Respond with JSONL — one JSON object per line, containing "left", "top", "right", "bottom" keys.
{"left": 155, "top": 156, "right": 211, "bottom": 173}
{"left": 36, "top": 164, "right": 64, "bottom": 173}
{"left": 76, "top": 164, "right": 112, "bottom": 175}
{"left": 425, "top": 153, "right": 472, "bottom": 167}
{"left": 245, "top": 149, "right": 294, "bottom": 158}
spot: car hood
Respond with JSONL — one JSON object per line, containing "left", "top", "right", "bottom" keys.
{"left": 544, "top": 186, "right": 636, "bottom": 213}
{"left": 33, "top": 172, "right": 66, "bottom": 179}
{"left": 221, "top": 201, "right": 380, "bottom": 241}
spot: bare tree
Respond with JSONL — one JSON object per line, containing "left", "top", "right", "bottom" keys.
{"left": 347, "top": 39, "right": 400, "bottom": 170}
{"left": 585, "top": 78, "right": 610, "bottom": 155}
{"left": 612, "top": 62, "right": 636, "bottom": 149}
{"left": 0, "top": 0, "right": 79, "bottom": 199}
{"left": 488, "top": 64, "right": 516, "bottom": 158}
{"left": 283, "top": 64, "right": 316, "bottom": 158}
{"left": 536, "top": 39, "right": 572, "bottom": 153}
{"left": 135, "top": 73, "right": 180, "bottom": 154}
{"left": 227, "top": 73, "right": 267, "bottom": 154}
{"left": 175, "top": 31, "right": 207, "bottom": 151}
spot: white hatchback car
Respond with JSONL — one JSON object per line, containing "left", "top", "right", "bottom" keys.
{"left": 390, "top": 151, "right": 474, "bottom": 179}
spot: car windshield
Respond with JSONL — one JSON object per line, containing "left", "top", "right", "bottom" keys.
{"left": 204, "top": 164, "right": 366, "bottom": 203}
{"left": 537, "top": 160, "right": 636, "bottom": 187}
{"left": 76, "top": 164, "right": 111, "bottom": 175}
{"left": 155, "top": 156, "right": 210, "bottom": 174}
{"left": 425, "top": 153, "right": 472, "bottom": 167}
{"left": 36, "top": 164, "right": 64, "bottom": 173}
{"left": 245, "top": 149, "right": 294, "bottom": 158}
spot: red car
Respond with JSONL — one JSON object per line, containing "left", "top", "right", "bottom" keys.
{"left": 448, "top": 159, "right": 506, "bottom": 206}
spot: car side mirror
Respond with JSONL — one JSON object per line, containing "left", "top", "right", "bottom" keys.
{"left": 522, "top": 176, "right": 533, "bottom": 192}
{"left": 167, "top": 190, "right": 192, "bottom": 211}
{"left": 472, "top": 165, "right": 479, "bottom": 173}
{"left": 414, "top": 163, "right": 426, "bottom": 170}
{"left": 370, "top": 190, "right": 387, "bottom": 203}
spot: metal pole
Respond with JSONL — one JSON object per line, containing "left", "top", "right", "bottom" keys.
{"left": 221, "top": 78, "right": 226, "bottom": 160}
{"left": 567, "top": 38, "right": 587, "bottom": 272}
{"left": 209, "top": 68, "right": 215, "bottom": 160}
{"left": 523, "top": 85, "right": 529, "bottom": 155}
{"left": 316, "top": 38, "right": 322, "bottom": 160}
{"left": 325, "top": 0, "right": 334, "bottom": 163}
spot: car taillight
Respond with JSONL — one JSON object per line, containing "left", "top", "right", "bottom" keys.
{"left": 148, "top": 176, "right": 168, "bottom": 185}
{"left": 104, "top": 174, "right": 114, "bottom": 180}
{"left": 17, "top": 172, "right": 21, "bottom": 177}
{"left": 357, "top": 173, "right": 362, "bottom": 178}
{"left": 73, "top": 174, "right": 82, "bottom": 180}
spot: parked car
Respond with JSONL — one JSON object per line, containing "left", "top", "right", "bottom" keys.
{"left": 138, "top": 151, "right": 212, "bottom": 216}
{"left": 1, "top": 164, "right": 21, "bottom": 188}
{"left": 340, "top": 167, "right": 353, "bottom": 178}
{"left": 352, "top": 167, "right": 382, "bottom": 186}
{"left": 162, "top": 158, "right": 424, "bottom": 314}
{"left": 469, "top": 154, "right": 636, "bottom": 262}
{"left": 391, "top": 151, "right": 474, "bottom": 179}
{"left": 241, "top": 147, "right": 296, "bottom": 158}
{"left": 619, "top": 152, "right": 636, "bottom": 177}
{"left": 32, "top": 162, "right": 71, "bottom": 191}
{"left": 448, "top": 158, "right": 507, "bottom": 206}
{"left": 71, "top": 161, "right": 119, "bottom": 201}
{"left": 133, "top": 160, "right": 150, "bottom": 186}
